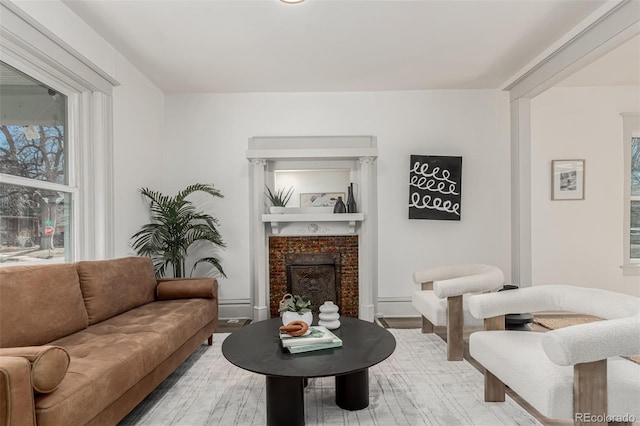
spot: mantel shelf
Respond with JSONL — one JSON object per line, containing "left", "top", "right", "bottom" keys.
{"left": 261, "top": 213, "right": 364, "bottom": 234}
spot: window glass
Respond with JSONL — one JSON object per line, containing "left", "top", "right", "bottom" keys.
{"left": 0, "top": 183, "right": 70, "bottom": 263}
{"left": 631, "top": 137, "right": 640, "bottom": 260}
{"left": 0, "top": 63, "right": 67, "bottom": 183}
{"left": 0, "top": 62, "right": 70, "bottom": 264}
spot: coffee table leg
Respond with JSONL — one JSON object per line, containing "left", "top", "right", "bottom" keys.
{"left": 335, "top": 368, "right": 369, "bottom": 410}
{"left": 266, "top": 376, "right": 305, "bottom": 426}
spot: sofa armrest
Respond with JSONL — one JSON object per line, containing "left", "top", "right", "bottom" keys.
{"left": 156, "top": 278, "right": 218, "bottom": 300}
{"left": 0, "top": 356, "right": 36, "bottom": 426}
{"left": 541, "top": 314, "right": 640, "bottom": 366}
{"left": 0, "top": 346, "right": 69, "bottom": 394}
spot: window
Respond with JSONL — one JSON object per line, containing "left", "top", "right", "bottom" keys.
{"left": 622, "top": 112, "right": 640, "bottom": 274}
{"left": 630, "top": 136, "right": 640, "bottom": 262}
{"left": 0, "top": 2, "right": 117, "bottom": 265}
{"left": 0, "top": 62, "right": 74, "bottom": 264}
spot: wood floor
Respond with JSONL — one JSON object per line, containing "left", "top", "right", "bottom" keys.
{"left": 215, "top": 318, "right": 251, "bottom": 333}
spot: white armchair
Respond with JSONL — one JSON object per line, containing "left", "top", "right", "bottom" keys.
{"left": 468, "top": 285, "right": 640, "bottom": 425}
{"left": 411, "top": 264, "right": 505, "bottom": 361}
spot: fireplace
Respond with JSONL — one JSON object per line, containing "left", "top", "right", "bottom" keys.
{"left": 247, "top": 135, "right": 378, "bottom": 322}
{"left": 269, "top": 236, "right": 358, "bottom": 318}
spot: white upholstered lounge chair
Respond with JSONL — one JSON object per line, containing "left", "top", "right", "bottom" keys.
{"left": 468, "top": 285, "right": 640, "bottom": 426}
{"left": 411, "top": 264, "right": 505, "bottom": 361}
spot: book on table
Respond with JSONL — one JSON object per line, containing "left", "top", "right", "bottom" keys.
{"left": 280, "top": 325, "right": 343, "bottom": 353}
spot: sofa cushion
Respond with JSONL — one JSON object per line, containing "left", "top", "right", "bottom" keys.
{"left": 0, "top": 346, "right": 70, "bottom": 393}
{"left": 0, "top": 264, "right": 88, "bottom": 347}
{"left": 35, "top": 298, "right": 217, "bottom": 425}
{"left": 76, "top": 257, "right": 157, "bottom": 325}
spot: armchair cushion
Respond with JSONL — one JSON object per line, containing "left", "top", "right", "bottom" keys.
{"left": 0, "top": 346, "right": 70, "bottom": 394}
{"left": 412, "top": 264, "right": 504, "bottom": 298}
{"left": 411, "top": 291, "right": 483, "bottom": 327}
{"left": 470, "top": 330, "right": 640, "bottom": 419}
{"left": 156, "top": 278, "right": 216, "bottom": 300}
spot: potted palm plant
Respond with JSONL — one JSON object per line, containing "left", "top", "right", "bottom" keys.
{"left": 265, "top": 185, "right": 293, "bottom": 213}
{"left": 131, "top": 183, "right": 226, "bottom": 278}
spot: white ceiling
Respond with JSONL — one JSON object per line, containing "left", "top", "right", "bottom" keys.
{"left": 61, "top": 0, "right": 634, "bottom": 94}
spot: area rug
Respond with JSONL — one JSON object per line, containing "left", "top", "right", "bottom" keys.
{"left": 119, "top": 329, "right": 540, "bottom": 426}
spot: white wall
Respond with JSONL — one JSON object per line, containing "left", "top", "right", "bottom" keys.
{"left": 164, "top": 91, "right": 512, "bottom": 314}
{"left": 531, "top": 86, "right": 640, "bottom": 295}
{"left": 112, "top": 55, "right": 165, "bottom": 257}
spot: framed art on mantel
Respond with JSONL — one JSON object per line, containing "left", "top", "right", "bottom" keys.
{"left": 300, "top": 192, "right": 345, "bottom": 207}
{"left": 552, "top": 159, "right": 585, "bottom": 200}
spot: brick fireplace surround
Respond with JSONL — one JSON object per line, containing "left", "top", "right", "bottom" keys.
{"left": 269, "top": 235, "right": 359, "bottom": 318}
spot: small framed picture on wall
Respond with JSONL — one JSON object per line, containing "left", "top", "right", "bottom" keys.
{"left": 551, "top": 159, "right": 585, "bottom": 200}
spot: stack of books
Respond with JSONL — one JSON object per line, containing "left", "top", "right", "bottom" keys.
{"left": 280, "top": 325, "right": 343, "bottom": 354}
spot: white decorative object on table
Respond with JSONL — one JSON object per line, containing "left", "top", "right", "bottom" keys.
{"left": 318, "top": 301, "right": 340, "bottom": 329}
{"left": 282, "top": 310, "right": 313, "bottom": 327}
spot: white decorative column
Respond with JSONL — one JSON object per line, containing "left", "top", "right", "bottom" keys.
{"left": 248, "top": 158, "right": 269, "bottom": 321}
{"left": 510, "top": 99, "right": 532, "bottom": 287}
{"left": 358, "top": 156, "right": 378, "bottom": 321}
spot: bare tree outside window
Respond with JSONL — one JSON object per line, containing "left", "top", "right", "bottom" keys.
{"left": 0, "top": 61, "right": 70, "bottom": 264}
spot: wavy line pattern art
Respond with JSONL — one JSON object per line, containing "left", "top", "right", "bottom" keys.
{"left": 408, "top": 155, "right": 462, "bottom": 220}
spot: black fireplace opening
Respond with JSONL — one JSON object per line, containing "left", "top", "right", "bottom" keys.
{"left": 285, "top": 253, "right": 341, "bottom": 310}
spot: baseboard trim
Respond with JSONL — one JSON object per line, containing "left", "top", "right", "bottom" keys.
{"left": 219, "top": 299, "right": 252, "bottom": 320}
{"left": 219, "top": 297, "right": 421, "bottom": 320}
{"left": 377, "top": 297, "right": 419, "bottom": 318}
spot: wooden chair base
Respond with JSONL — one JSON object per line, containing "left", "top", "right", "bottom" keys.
{"left": 447, "top": 295, "right": 463, "bottom": 361}
{"left": 484, "top": 370, "right": 505, "bottom": 402}
{"left": 421, "top": 316, "right": 434, "bottom": 333}
{"left": 208, "top": 335, "right": 213, "bottom": 346}
{"left": 574, "top": 360, "right": 607, "bottom": 426}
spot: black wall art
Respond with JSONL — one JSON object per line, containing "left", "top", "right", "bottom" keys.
{"left": 409, "top": 155, "right": 462, "bottom": 221}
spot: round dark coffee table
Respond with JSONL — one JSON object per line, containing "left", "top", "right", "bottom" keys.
{"left": 222, "top": 317, "right": 396, "bottom": 426}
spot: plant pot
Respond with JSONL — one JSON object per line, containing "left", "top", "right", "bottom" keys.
{"left": 269, "top": 206, "right": 286, "bottom": 214}
{"left": 281, "top": 311, "right": 313, "bottom": 327}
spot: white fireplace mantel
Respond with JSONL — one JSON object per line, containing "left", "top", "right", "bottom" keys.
{"left": 247, "top": 136, "right": 378, "bottom": 322}
{"left": 262, "top": 212, "right": 364, "bottom": 235}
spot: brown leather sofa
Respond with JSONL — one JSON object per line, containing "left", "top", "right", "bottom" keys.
{"left": 0, "top": 256, "right": 218, "bottom": 425}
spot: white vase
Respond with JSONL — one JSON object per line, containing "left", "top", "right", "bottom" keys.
{"left": 269, "top": 206, "right": 286, "bottom": 214}
{"left": 281, "top": 310, "right": 313, "bottom": 326}
{"left": 318, "top": 301, "right": 340, "bottom": 329}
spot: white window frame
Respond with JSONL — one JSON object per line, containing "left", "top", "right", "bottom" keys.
{"left": 621, "top": 112, "right": 640, "bottom": 276}
{"left": 0, "top": 2, "right": 117, "bottom": 262}
{"left": 0, "top": 65, "right": 79, "bottom": 262}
